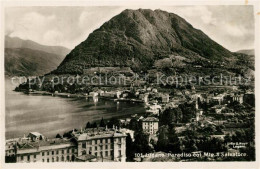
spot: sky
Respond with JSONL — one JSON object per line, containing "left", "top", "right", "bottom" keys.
{"left": 5, "top": 6, "right": 255, "bottom": 52}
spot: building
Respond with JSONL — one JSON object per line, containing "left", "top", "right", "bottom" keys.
{"left": 6, "top": 128, "right": 127, "bottom": 163}
{"left": 243, "top": 93, "right": 255, "bottom": 107}
{"left": 142, "top": 117, "right": 159, "bottom": 135}
{"left": 16, "top": 138, "right": 77, "bottom": 163}
{"left": 28, "top": 132, "right": 45, "bottom": 142}
{"left": 161, "top": 94, "right": 170, "bottom": 103}
{"left": 100, "top": 91, "right": 116, "bottom": 98}
{"left": 139, "top": 93, "right": 149, "bottom": 103}
{"left": 232, "top": 93, "right": 244, "bottom": 104}
{"left": 5, "top": 139, "right": 17, "bottom": 157}
{"left": 74, "top": 128, "right": 127, "bottom": 162}
{"left": 211, "top": 94, "right": 225, "bottom": 105}
{"left": 146, "top": 104, "right": 161, "bottom": 115}
{"left": 119, "top": 128, "right": 135, "bottom": 141}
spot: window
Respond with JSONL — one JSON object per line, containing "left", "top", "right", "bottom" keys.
{"left": 95, "top": 140, "right": 97, "bottom": 144}
{"left": 72, "top": 148, "right": 74, "bottom": 153}
{"left": 34, "top": 154, "right": 36, "bottom": 158}
{"left": 95, "top": 146, "right": 97, "bottom": 151}
{"left": 82, "top": 150, "right": 86, "bottom": 155}
{"left": 47, "top": 151, "right": 49, "bottom": 155}
{"left": 105, "top": 145, "right": 108, "bottom": 149}
{"left": 52, "top": 151, "right": 54, "bottom": 155}
{"left": 42, "top": 152, "right": 45, "bottom": 156}
{"left": 62, "top": 150, "right": 64, "bottom": 154}
{"left": 56, "top": 150, "right": 59, "bottom": 155}
{"left": 56, "top": 156, "right": 59, "bottom": 162}
{"left": 42, "top": 159, "right": 44, "bottom": 162}
{"left": 67, "top": 155, "right": 70, "bottom": 161}
{"left": 27, "top": 155, "right": 30, "bottom": 161}
{"left": 21, "top": 155, "right": 24, "bottom": 160}
{"left": 118, "top": 144, "right": 121, "bottom": 149}
{"left": 52, "top": 157, "right": 54, "bottom": 162}
{"left": 67, "top": 149, "right": 70, "bottom": 153}
{"left": 105, "top": 139, "right": 108, "bottom": 143}
{"left": 61, "top": 156, "right": 64, "bottom": 161}
{"left": 95, "top": 152, "right": 97, "bottom": 156}
{"left": 105, "top": 151, "right": 108, "bottom": 157}
{"left": 118, "top": 150, "right": 121, "bottom": 156}
{"left": 82, "top": 142, "right": 86, "bottom": 148}
{"left": 89, "top": 147, "right": 92, "bottom": 152}
{"left": 47, "top": 158, "right": 49, "bottom": 162}
{"left": 118, "top": 138, "right": 121, "bottom": 143}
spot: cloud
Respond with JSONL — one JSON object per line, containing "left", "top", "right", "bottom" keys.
{"left": 43, "top": 30, "right": 63, "bottom": 46}
{"left": 5, "top": 6, "right": 254, "bottom": 51}
{"left": 7, "top": 11, "right": 58, "bottom": 46}
{"left": 163, "top": 6, "right": 254, "bottom": 51}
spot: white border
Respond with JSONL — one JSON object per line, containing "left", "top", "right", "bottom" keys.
{"left": 0, "top": 0, "right": 260, "bottom": 169}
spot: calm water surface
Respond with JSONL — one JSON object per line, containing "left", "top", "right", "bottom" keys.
{"left": 5, "top": 79, "right": 145, "bottom": 139}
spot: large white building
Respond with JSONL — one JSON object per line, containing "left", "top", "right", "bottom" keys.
{"left": 74, "top": 128, "right": 127, "bottom": 162}
{"left": 142, "top": 117, "right": 159, "bottom": 135}
{"left": 6, "top": 128, "right": 127, "bottom": 163}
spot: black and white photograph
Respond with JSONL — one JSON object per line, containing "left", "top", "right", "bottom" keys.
{"left": 1, "top": 0, "right": 259, "bottom": 168}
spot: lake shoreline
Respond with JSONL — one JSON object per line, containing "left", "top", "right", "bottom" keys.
{"left": 5, "top": 82, "right": 146, "bottom": 140}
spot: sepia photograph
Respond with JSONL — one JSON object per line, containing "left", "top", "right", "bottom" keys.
{"left": 1, "top": 0, "right": 259, "bottom": 168}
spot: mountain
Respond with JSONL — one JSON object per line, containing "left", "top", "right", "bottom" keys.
{"left": 236, "top": 49, "right": 254, "bottom": 56}
{"left": 52, "top": 9, "right": 252, "bottom": 76}
{"left": 5, "top": 36, "right": 71, "bottom": 76}
{"left": 5, "top": 48, "right": 67, "bottom": 76}
{"left": 5, "top": 36, "right": 70, "bottom": 56}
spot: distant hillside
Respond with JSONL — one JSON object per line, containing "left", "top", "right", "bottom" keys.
{"left": 5, "top": 48, "right": 66, "bottom": 76}
{"left": 5, "top": 36, "right": 70, "bottom": 56}
{"left": 236, "top": 49, "right": 254, "bottom": 56}
{"left": 5, "top": 36, "right": 70, "bottom": 76}
{"left": 54, "top": 9, "right": 239, "bottom": 75}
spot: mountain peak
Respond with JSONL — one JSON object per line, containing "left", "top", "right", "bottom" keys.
{"left": 53, "top": 9, "right": 235, "bottom": 75}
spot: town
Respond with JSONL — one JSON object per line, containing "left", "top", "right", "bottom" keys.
{"left": 6, "top": 75, "right": 255, "bottom": 162}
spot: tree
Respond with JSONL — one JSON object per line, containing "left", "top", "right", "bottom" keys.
{"left": 157, "top": 125, "right": 169, "bottom": 152}
{"left": 129, "top": 118, "right": 141, "bottom": 132}
{"left": 107, "top": 117, "right": 120, "bottom": 128}
{"left": 126, "top": 134, "right": 135, "bottom": 161}
{"left": 156, "top": 124, "right": 181, "bottom": 153}
{"left": 85, "top": 122, "right": 91, "bottom": 129}
{"left": 39, "top": 135, "right": 43, "bottom": 140}
{"left": 179, "top": 103, "right": 196, "bottom": 123}
{"left": 133, "top": 131, "right": 152, "bottom": 154}
{"left": 100, "top": 117, "right": 106, "bottom": 127}
{"left": 159, "top": 107, "right": 183, "bottom": 125}
{"left": 56, "top": 134, "right": 62, "bottom": 139}
{"left": 167, "top": 123, "right": 181, "bottom": 153}
{"left": 91, "top": 122, "right": 98, "bottom": 128}
{"left": 182, "top": 136, "right": 198, "bottom": 152}
{"left": 159, "top": 108, "right": 175, "bottom": 126}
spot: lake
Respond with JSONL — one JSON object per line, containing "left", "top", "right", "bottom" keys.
{"left": 5, "top": 78, "right": 145, "bottom": 139}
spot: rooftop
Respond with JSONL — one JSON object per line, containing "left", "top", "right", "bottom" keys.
{"left": 74, "top": 128, "right": 126, "bottom": 141}
{"left": 142, "top": 117, "right": 159, "bottom": 122}
{"left": 28, "top": 132, "right": 43, "bottom": 137}
{"left": 17, "top": 138, "right": 76, "bottom": 150}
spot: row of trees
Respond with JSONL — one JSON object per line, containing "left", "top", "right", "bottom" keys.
{"left": 159, "top": 103, "right": 196, "bottom": 126}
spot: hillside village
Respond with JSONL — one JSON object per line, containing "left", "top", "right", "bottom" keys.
{"left": 7, "top": 78, "right": 255, "bottom": 162}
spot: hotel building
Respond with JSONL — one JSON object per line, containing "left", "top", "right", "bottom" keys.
{"left": 6, "top": 128, "right": 127, "bottom": 163}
